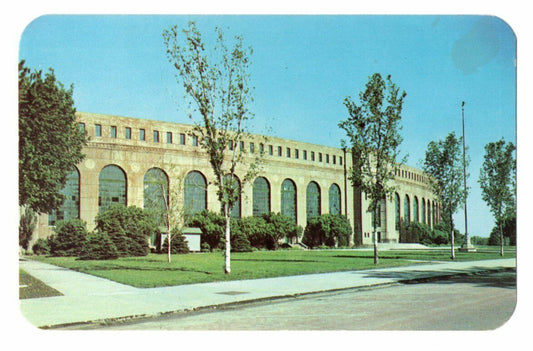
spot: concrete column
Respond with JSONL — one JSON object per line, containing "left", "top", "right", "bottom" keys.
{"left": 241, "top": 181, "right": 253, "bottom": 217}
{"left": 270, "top": 176, "right": 281, "bottom": 214}
{"left": 79, "top": 159, "right": 99, "bottom": 231}
{"left": 127, "top": 169, "right": 144, "bottom": 209}
{"left": 320, "top": 181, "right": 328, "bottom": 215}
{"left": 296, "top": 180, "right": 306, "bottom": 228}
{"left": 385, "top": 196, "right": 397, "bottom": 243}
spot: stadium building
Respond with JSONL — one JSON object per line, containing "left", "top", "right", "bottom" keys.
{"left": 33, "top": 112, "right": 441, "bottom": 246}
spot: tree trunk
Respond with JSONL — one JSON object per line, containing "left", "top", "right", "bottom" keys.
{"left": 450, "top": 213, "right": 455, "bottom": 260}
{"left": 167, "top": 227, "right": 171, "bottom": 263}
{"left": 373, "top": 228, "right": 378, "bottom": 265}
{"left": 224, "top": 203, "right": 231, "bottom": 274}
{"left": 499, "top": 221, "right": 504, "bottom": 257}
{"left": 373, "top": 211, "right": 378, "bottom": 265}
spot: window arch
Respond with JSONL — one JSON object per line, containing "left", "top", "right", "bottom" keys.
{"left": 329, "top": 183, "right": 341, "bottom": 215}
{"left": 306, "top": 181, "right": 321, "bottom": 221}
{"left": 98, "top": 165, "right": 127, "bottom": 213}
{"left": 404, "top": 194, "right": 411, "bottom": 222}
{"left": 394, "top": 192, "right": 401, "bottom": 230}
{"left": 143, "top": 168, "right": 169, "bottom": 226}
{"left": 253, "top": 177, "right": 270, "bottom": 217}
{"left": 49, "top": 168, "right": 80, "bottom": 225}
{"left": 184, "top": 171, "right": 207, "bottom": 215}
{"left": 281, "top": 179, "right": 297, "bottom": 223}
{"left": 414, "top": 196, "right": 419, "bottom": 222}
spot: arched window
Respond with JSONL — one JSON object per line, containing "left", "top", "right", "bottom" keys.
{"left": 404, "top": 195, "right": 411, "bottom": 222}
{"left": 414, "top": 196, "right": 419, "bottom": 222}
{"left": 329, "top": 183, "right": 341, "bottom": 215}
{"left": 99, "top": 165, "right": 127, "bottom": 213}
{"left": 421, "top": 198, "right": 426, "bottom": 224}
{"left": 394, "top": 193, "right": 401, "bottom": 230}
{"left": 49, "top": 169, "right": 80, "bottom": 225}
{"left": 184, "top": 171, "right": 207, "bottom": 215}
{"left": 253, "top": 177, "right": 270, "bottom": 217}
{"left": 306, "top": 181, "right": 321, "bottom": 221}
{"left": 281, "top": 179, "right": 297, "bottom": 223}
{"left": 221, "top": 174, "right": 241, "bottom": 219}
{"left": 143, "top": 168, "right": 169, "bottom": 226}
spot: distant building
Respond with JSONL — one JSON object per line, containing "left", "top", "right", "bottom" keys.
{"left": 33, "top": 112, "right": 441, "bottom": 246}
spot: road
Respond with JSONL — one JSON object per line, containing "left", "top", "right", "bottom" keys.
{"left": 76, "top": 269, "right": 516, "bottom": 330}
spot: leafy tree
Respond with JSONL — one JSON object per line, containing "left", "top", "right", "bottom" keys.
{"left": 163, "top": 22, "right": 262, "bottom": 274}
{"left": 339, "top": 73, "right": 406, "bottom": 264}
{"left": 479, "top": 139, "right": 516, "bottom": 256}
{"left": 186, "top": 210, "right": 226, "bottom": 250}
{"left": 261, "top": 212, "right": 301, "bottom": 249}
{"left": 423, "top": 132, "right": 468, "bottom": 259}
{"left": 19, "top": 206, "right": 37, "bottom": 250}
{"left": 19, "top": 60, "right": 87, "bottom": 214}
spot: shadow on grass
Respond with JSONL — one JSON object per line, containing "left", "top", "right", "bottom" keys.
{"left": 232, "top": 258, "right": 323, "bottom": 263}
{"left": 71, "top": 264, "right": 215, "bottom": 275}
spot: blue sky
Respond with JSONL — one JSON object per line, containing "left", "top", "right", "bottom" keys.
{"left": 19, "top": 15, "right": 516, "bottom": 237}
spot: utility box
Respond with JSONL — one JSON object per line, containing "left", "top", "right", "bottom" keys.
{"left": 182, "top": 227, "right": 202, "bottom": 252}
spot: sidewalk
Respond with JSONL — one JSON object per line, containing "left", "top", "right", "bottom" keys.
{"left": 19, "top": 257, "right": 516, "bottom": 328}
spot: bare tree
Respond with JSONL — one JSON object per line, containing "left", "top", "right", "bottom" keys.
{"left": 144, "top": 167, "right": 186, "bottom": 263}
{"left": 163, "top": 22, "right": 262, "bottom": 274}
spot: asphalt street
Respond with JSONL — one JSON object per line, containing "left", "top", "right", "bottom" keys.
{"left": 75, "top": 269, "right": 516, "bottom": 330}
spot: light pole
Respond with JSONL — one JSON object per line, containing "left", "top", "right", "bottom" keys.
{"left": 460, "top": 101, "right": 476, "bottom": 252}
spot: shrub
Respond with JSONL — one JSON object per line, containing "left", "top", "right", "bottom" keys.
{"left": 79, "top": 232, "right": 119, "bottom": 260}
{"left": 238, "top": 216, "right": 267, "bottom": 248}
{"left": 32, "top": 238, "right": 50, "bottom": 255}
{"left": 201, "top": 242, "right": 211, "bottom": 252}
{"left": 161, "top": 227, "right": 190, "bottom": 254}
{"left": 230, "top": 230, "right": 252, "bottom": 252}
{"left": 95, "top": 204, "right": 158, "bottom": 257}
{"left": 49, "top": 219, "right": 88, "bottom": 256}
{"left": 432, "top": 230, "right": 449, "bottom": 245}
{"left": 186, "top": 210, "right": 225, "bottom": 250}
{"left": 400, "top": 221, "right": 432, "bottom": 244}
{"left": 302, "top": 214, "right": 352, "bottom": 248}
{"left": 261, "top": 212, "right": 301, "bottom": 249}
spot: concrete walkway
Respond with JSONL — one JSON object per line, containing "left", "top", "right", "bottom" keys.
{"left": 19, "top": 257, "right": 516, "bottom": 328}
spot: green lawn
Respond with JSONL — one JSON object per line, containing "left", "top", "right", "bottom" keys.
{"left": 19, "top": 269, "right": 63, "bottom": 299}
{"left": 31, "top": 248, "right": 515, "bottom": 288}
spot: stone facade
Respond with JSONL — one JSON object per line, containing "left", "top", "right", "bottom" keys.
{"left": 34, "top": 112, "right": 440, "bottom": 245}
